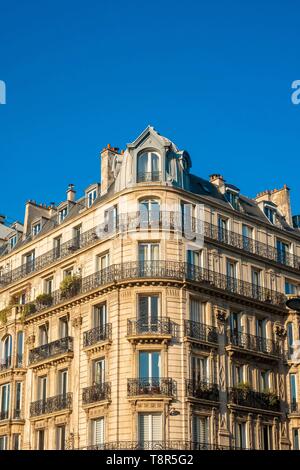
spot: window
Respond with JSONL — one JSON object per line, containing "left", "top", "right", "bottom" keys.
{"left": 277, "top": 239, "right": 289, "bottom": 265}
{"left": 93, "top": 358, "right": 105, "bottom": 385}
{"left": 226, "top": 259, "right": 237, "bottom": 292}
{"left": 91, "top": 417, "right": 104, "bottom": 447}
{"left": 0, "top": 435, "right": 7, "bottom": 450}
{"left": 256, "top": 318, "right": 267, "bottom": 352}
{"left": 24, "top": 251, "right": 35, "bottom": 273}
{"left": 226, "top": 191, "right": 239, "bottom": 210}
{"left": 290, "top": 374, "right": 297, "bottom": 411}
{"left": 264, "top": 206, "right": 275, "bottom": 224}
{"left": 0, "top": 384, "right": 10, "bottom": 419}
{"left": 261, "top": 425, "right": 273, "bottom": 450}
{"left": 45, "top": 277, "right": 54, "bottom": 295}
{"left": 39, "top": 324, "right": 48, "bottom": 346}
{"left": 242, "top": 224, "right": 253, "bottom": 251}
{"left": 104, "top": 205, "right": 118, "bottom": 232}
{"left": 181, "top": 202, "right": 196, "bottom": 236}
{"left": 63, "top": 267, "right": 73, "bottom": 278}
{"left": 229, "top": 312, "right": 242, "bottom": 336}
{"left": 97, "top": 252, "right": 110, "bottom": 271}
{"left": 260, "top": 370, "right": 270, "bottom": 392}
{"left": 287, "top": 322, "right": 294, "bottom": 359}
{"left": 53, "top": 236, "right": 62, "bottom": 259}
{"left": 87, "top": 189, "right": 97, "bottom": 208}
{"left": 139, "top": 351, "right": 161, "bottom": 386}
{"left": 1, "top": 335, "right": 12, "bottom": 368}
{"left": 93, "top": 303, "right": 107, "bottom": 329}
{"left": 138, "top": 413, "right": 162, "bottom": 447}
{"left": 9, "top": 235, "right": 17, "bottom": 249}
{"left": 232, "top": 364, "right": 244, "bottom": 386}
{"left": 235, "top": 422, "right": 247, "bottom": 450}
{"left": 137, "top": 152, "right": 160, "bottom": 182}
{"left": 139, "top": 199, "right": 160, "bottom": 227}
{"left": 56, "top": 426, "right": 66, "bottom": 450}
{"left": 192, "top": 415, "right": 209, "bottom": 448}
{"left": 16, "top": 331, "right": 23, "bottom": 367}
{"left": 138, "top": 295, "right": 159, "bottom": 332}
{"left": 285, "top": 280, "right": 297, "bottom": 295}
{"left": 252, "top": 269, "right": 261, "bottom": 299}
{"left": 190, "top": 299, "right": 205, "bottom": 324}
{"left": 59, "top": 206, "right": 68, "bottom": 223}
{"left": 138, "top": 243, "right": 159, "bottom": 263}
{"left": 15, "top": 382, "right": 22, "bottom": 418}
{"left": 58, "top": 370, "right": 68, "bottom": 396}
{"left": 37, "top": 429, "right": 45, "bottom": 450}
{"left": 32, "top": 222, "right": 41, "bottom": 236}
{"left": 59, "top": 316, "right": 69, "bottom": 338}
{"left": 73, "top": 225, "right": 82, "bottom": 248}
{"left": 12, "top": 434, "right": 20, "bottom": 450}
{"left": 38, "top": 376, "right": 47, "bottom": 402}
{"left": 191, "top": 356, "right": 209, "bottom": 383}
{"left": 187, "top": 250, "right": 202, "bottom": 267}
{"left": 292, "top": 428, "right": 299, "bottom": 450}
{"left": 218, "top": 216, "right": 228, "bottom": 243}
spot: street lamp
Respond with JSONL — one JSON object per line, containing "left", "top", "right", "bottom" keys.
{"left": 286, "top": 297, "right": 300, "bottom": 312}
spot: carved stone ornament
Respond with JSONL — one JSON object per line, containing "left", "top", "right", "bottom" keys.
{"left": 25, "top": 334, "right": 35, "bottom": 346}
{"left": 214, "top": 307, "right": 228, "bottom": 323}
{"left": 72, "top": 316, "right": 82, "bottom": 328}
{"left": 273, "top": 321, "right": 286, "bottom": 338}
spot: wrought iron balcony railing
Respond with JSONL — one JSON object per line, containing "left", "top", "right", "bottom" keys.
{"left": 0, "top": 357, "right": 12, "bottom": 372}
{"left": 22, "top": 262, "right": 286, "bottom": 322}
{"left": 13, "top": 409, "right": 22, "bottom": 419}
{"left": 0, "top": 410, "right": 9, "bottom": 420}
{"left": 127, "top": 377, "right": 176, "bottom": 397}
{"left": 137, "top": 171, "right": 162, "bottom": 183}
{"left": 83, "top": 324, "right": 112, "bottom": 348}
{"left": 81, "top": 441, "right": 230, "bottom": 450}
{"left": 127, "top": 318, "right": 173, "bottom": 337}
{"left": 289, "top": 401, "right": 300, "bottom": 414}
{"left": 82, "top": 382, "right": 111, "bottom": 405}
{"left": 30, "top": 392, "right": 72, "bottom": 417}
{"left": 228, "top": 387, "right": 280, "bottom": 412}
{"left": 186, "top": 379, "right": 219, "bottom": 401}
{"left": 16, "top": 354, "right": 24, "bottom": 368}
{"left": 226, "top": 331, "right": 281, "bottom": 357}
{"left": 184, "top": 320, "right": 218, "bottom": 343}
{"left": 29, "top": 336, "right": 73, "bottom": 365}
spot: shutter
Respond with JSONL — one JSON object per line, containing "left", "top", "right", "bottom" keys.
{"left": 192, "top": 416, "right": 208, "bottom": 445}
{"left": 190, "top": 299, "right": 202, "bottom": 323}
{"left": 152, "top": 414, "right": 162, "bottom": 441}
{"left": 94, "top": 418, "right": 104, "bottom": 446}
{"left": 138, "top": 414, "right": 150, "bottom": 443}
{"left": 138, "top": 413, "right": 162, "bottom": 445}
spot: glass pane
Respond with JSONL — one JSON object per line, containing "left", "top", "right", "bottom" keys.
{"left": 139, "top": 352, "right": 149, "bottom": 378}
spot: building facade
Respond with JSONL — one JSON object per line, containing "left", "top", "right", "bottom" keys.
{"left": 0, "top": 126, "right": 300, "bottom": 450}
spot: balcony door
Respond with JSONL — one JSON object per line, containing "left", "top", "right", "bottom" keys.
{"left": 290, "top": 374, "right": 297, "bottom": 411}
{"left": 59, "top": 370, "right": 68, "bottom": 397}
{"left": 138, "top": 295, "right": 159, "bottom": 332}
{"left": 1, "top": 335, "right": 12, "bottom": 368}
{"left": 191, "top": 356, "right": 209, "bottom": 384}
{"left": 139, "top": 351, "right": 160, "bottom": 389}
{"left": 261, "top": 425, "right": 273, "bottom": 450}
{"left": 235, "top": 422, "right": 247, "bottom": 450}
{"left": 93, "top": 303, "right": 107, "bottom": 329}
{"left": 0, "top": 384, "right": 10, "bottom": 419}
{"left": 251, "top": 269, "right": 261, "bottom": 299}
{"left": 138, "top": 243, "right": 159, "bottom": 276}
{"left": 93, "top": 358, "right": 105, "bottom": 385}
{"left": 139, "top": 199, "right": 160, "bottom": 228}
{"left": 137, "top": 152, "right": 160, "bottom": 182}
{"left": 242, "top": 224, "right": 253, "bottom": 251}
{"left": 277, "top": 239, "right": 289, "bottom": 265}
{"left": 226, "top": 259, "right": 237, "bottom": 292}
{"left": 256, "top": 319, "right": 267, "bottom": 352}
{"left": 190, "top": 299, "right": 204, "bottom": 324}
{"left": 229, "top": 312, "right": 242, "bottom": 345}
{"left": 218, "top": 217, "right": 228, "bottom": 243}
{"left": 138, "top": 413, "right": 162, "bottom": 448}
{"left": 192, "top": 415, "right": 209, "bottom": 448}
{"left": 38, "top": 377, "right": 47, "bottom": 405}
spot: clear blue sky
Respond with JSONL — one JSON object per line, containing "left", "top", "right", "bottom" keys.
{"left": 1, "top": 0, "right": 300, "bottom": 223}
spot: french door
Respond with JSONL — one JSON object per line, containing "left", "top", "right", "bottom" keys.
{"left": 138, "top": 295, "right": 159, "bottom": 332}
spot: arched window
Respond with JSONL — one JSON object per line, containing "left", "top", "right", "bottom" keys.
{"left": 139, "top": 199, "right": 160, "bottom": 228}
{"left": 1, "top": 335, "right": 12, "bottom": 368}
{"left": 137, "top": 152, "right": 160, "bottom": 182}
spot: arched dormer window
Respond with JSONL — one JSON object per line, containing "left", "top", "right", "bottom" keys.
{"left": 137, "top": 152, "right": 160, "bottom": 183}
{"left": 1, "top": 335, "right": 12, "bottom": 368}
{"left": 139, "top": 198, "right": 160, "bottom": 227}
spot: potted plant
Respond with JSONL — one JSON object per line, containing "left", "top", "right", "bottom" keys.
{"left": 35, "top": 293, "right": 53, "bottom": 308}
{"left": 60, "top": 274, "right": 81, "bottom": 299}
{"left": 23, "top": 303, "right": 37, "bottom": 316}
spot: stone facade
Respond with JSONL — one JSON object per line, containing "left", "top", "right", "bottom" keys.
{"left": 0, "top": 126, "right": 300, "bottom": 450}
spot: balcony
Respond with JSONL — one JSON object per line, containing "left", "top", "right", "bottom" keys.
{"left": 30, "top": 392, "right": 72, "bottom": 417}
{"left": 184, "top": 320, "right": 218, "bottom": 344}
{"left": 137, "top": 171, "right": 161, "bottom": 183}
{"left": 81, "top": 441, "right": 230, "bottom": 450}
{"left": 289, "top": 401, "right": 300, "bottom": 414}
{"left": 226, "top": 331, "right": 281, "bottom": 359}
{"left": 82, "top": 382, "right": 111, "bottom": 405}
{"left": 186, "top": 379, "right": 219, "bottom": 401}
{"left": 0, "top": 411, "right": 9, "bottom": 421}
{"left": 127, "top": 377, "right": 176, "bottom": 398}
{"left": 127, "top": 318, "right": 173, "bottom": 341}
{"left": 29, "top": 336, "right": 73, "bottom": 365}
{"left": 83, "top": 324, "right": 112, "bottom": 348}
{"left": 228, "top": 386, "right": 280, "bottom": 412}
{"left": 0, "top": 356, "right": 12, "bottom": 372}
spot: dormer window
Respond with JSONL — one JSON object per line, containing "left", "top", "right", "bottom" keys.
{"left": 9, "top": 234, "right": 17, "bottom": 249}
{"left": 264, "top": 205, "right": 276, "bottom": 224}
{"left": 59, "top": 206, "right": 68, "bottom": 223}
{"left": 137, "top": 152, "right": 160, "bottom": 183}
{"left": 32, "top": 222, "right": 41, "bottom": 236}
{"left": 87, "top": 189, "right": 97, "bottom": 208}
{"left": 226, "top": 190, "right": 239, "bottom": 210}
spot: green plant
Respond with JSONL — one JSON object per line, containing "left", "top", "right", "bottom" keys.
{"left": 268, "top": 392, "right": 280, "bottom": 407}
{"left": 23, "top": 303, "right": 37, "bottom": 316}
{"left": 35, "top": 293, "right": 53, "bottom": 308}
{"left": 235, "top": 382, "right": 251, "bottom": 391}
{"left": 60, "top": 274, "right": 81, "bottom": 298}
{"left": 0, "top": 306, "right": 10, "bottom": 325}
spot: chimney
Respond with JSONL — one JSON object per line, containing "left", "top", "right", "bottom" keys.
{"left": 67, "top": 184, "right": 76, "bottom": 202}
{"left": 100, "top": 145, "right": 119, "bottom": 196}
{"left": 0, "top": 215, "right": 5, "bottom": 225}
{"left": 209, "top": 174, "right": 225, "bottom": 189}
{"left": 255, "top": 185, "right": 293, "bottom": 226}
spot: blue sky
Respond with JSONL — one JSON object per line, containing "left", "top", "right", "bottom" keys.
{"left": 0, "top": 0, "right": 299, "bottom": 223}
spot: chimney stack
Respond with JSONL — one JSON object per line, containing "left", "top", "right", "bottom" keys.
{"left": 67, "top": 184, "right": 76, "bottom": 202}
{"left": 209, "top": 174, "right": 225, "bottom": 189}
{"left": 0, "top": 215, "right": 5, "bottom": 225}
{"left": 100, "top": 145, "right": 120, "bottom": 196}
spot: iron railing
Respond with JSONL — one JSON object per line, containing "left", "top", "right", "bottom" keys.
{"left": 226, "top": 331, "right": 281, "bottom": 357}
{"left": 16, "top": 354, "right": 24, "bottom": 368}
{"left": 0, "top": 357, "right": 11, "bottom": 371}
{"left": 30, "top": 392, "right": 72, "bottom": 417}
{"left": 83, "top": 324, "right": 112, "bottom": 348}
{"left": 22, "top": 262, "right": 286, "bottom": 323}
{"left": 184, "top": 320, "right": 218, "bottom": 343}
{"left": 81, "top": 441, "right": 230, "bottom": 450}
{"left": 137, "top": 171, "right": 162, "bottom": 183}
{"left": 127, "top": 377, "right": 176, "bottom": 397}
{"left": 127, "top": 318, "right": 173, "bottom": 336}
{"left": 29, "top": 336, "right": 73, "bottom": 365}
{"left": 82, "top": 382, "right": 111, "bottom": 405}
{"left": 186, "top": 379, "right": 219, "bottom": 401}
{"left": 289, "top": 401, "right": 300, "bottom": 414}
{"left": 228, "top": 387, "right": 280, "bottom": 412}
